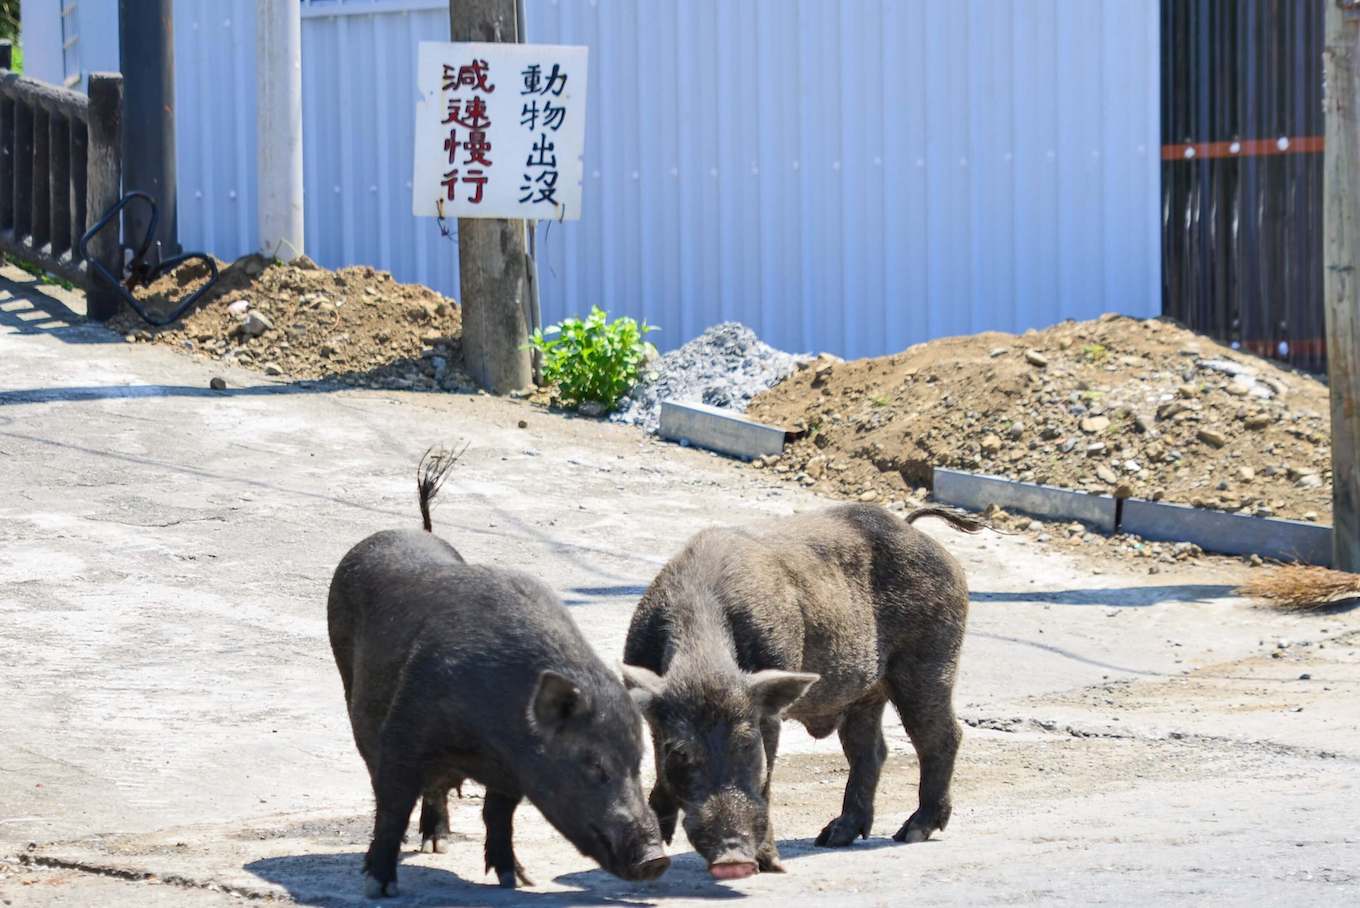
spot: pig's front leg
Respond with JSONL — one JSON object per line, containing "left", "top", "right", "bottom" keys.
{"left": 483, "top": 790, "right": 534, "bottom": 888}
{"left": 756, "top": 718, "right": 784, "bottom": 873}
{"left": 419, "top": 785, "right": 452, "bottom": 854}
{"left": 647, "top": 738, "right": 679, "bottom": 844}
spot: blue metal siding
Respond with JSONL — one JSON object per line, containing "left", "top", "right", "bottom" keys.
{"left": 527, "top": 0, "right": 1159, "bottom": 356}
{"left": 32, "top": 0, "right": 1160, "bottom": 357}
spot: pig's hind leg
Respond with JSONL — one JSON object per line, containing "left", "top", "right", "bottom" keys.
{"left": 483, "top": 790, "right": 534, "bottom": 888}
{"left": 885, "top": 657, "right": 961, "bottom": 844}
{"left": 815, "top": 698, "right": 888, "bottom": 847}
{"left": 363, "top": 747, "right": 423, "bottom": 898}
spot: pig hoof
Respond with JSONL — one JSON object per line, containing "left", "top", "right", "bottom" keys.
{"left": 363, "top": 874, "right": 399, "bottom": 898}
{"left": 892, "top": 823, "right": 932, "bottom": 844}
{"left": 815, "top": 815, "right": 868, "bottom": 848}
{"left": 755, "top": 850, "right": 785, "bottom": 873}
{"left": 497, "top": 869, "right": 518, "bottom": 889}
{"left": 420, "top": 836, "right": 448, "bottom": 854}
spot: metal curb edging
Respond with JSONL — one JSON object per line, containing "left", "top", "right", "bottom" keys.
{"left": 932, "top": 467, "right": 1333, "bottom": 566}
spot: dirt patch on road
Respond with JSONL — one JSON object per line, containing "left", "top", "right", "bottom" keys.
{"left": 749, "top": 315, "right": 1332, "bottom": 523}
{"left": 108, "top": 255, "right": 471, "bottom": 392}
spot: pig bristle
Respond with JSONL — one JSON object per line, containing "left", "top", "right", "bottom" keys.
{"left": 416, "top": 442, "right": 467, "bottom": 532}
{"left": 904, "top": 506, "right": 987, "bottom": 535}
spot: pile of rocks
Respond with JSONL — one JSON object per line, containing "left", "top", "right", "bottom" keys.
{"left": 611, "top": 322, "right": 810, "bottom": 430}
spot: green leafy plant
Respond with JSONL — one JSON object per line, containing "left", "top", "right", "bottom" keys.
{"left": 1081, "top": 343, "right": 1109, "bottom": 363}
{"left": 528, "top": 306, "right": 657, "bottom": 411}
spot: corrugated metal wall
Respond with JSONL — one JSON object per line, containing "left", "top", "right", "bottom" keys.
{"left": 166, "top": 0, "right": 1162, "bottom": 357}
{"left": 1160, "top": 0, "right": 1325, "bottom": 373}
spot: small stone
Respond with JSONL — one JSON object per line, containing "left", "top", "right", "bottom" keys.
{"left": 1096, "top": 465, "right": 1119, "bottom": 484}
{"left": 989, "top": 347, "right": 1007, "bottom": 358}
{"left": 979, "top": 434, "right": 1003, "bottom": 455}
{"left": 1295, "top": 473, "right": 1323, "bottom": 489}
{"left": 1299, "top": 673, "right": 1312, "bottom": 681}
{"left": 241, "top": 311, "right": 273, "bottom": 337}
{"left": 262, "top": 362, "right": 283, "bottom": 376}
{"left": 227, "top": 299, "right": 251, "bottom": 316}
{"left": 517, "top": 419, "right": 528, "bottom": 429}
{"left": 1196, "top": 429, "right": 1227, "bottom": 448}
{"left": 1303, "top": 511, "right": 1319, "bottom": 522}
{"left": 1133, "top": 414, "right": 1151, "bottom": 434}
{"left": 1085, "top": 442, "right": 1107, "bottom": 456}
{"left": 1080, "top": 416, "right": 1110, "bottom": 434}
{"left": 859, "top": 490, "right": 878, "bottom": 502}
{"left": 1024, "top": 350, "right": 1048, "bottom": 368}
{"left": 1114, "top": 483, "right": 1134, "bottom": 499}
{"left": 1178, "top": 384, "right": 1198, "bottom": 398}
{"left": 577, "top": 401, "right": 607, "bottom": 418}
{"left": 1237, "top": 466, "right": 1256, "bottom": 481}
{"left": 209, "top": 377, "right": 227, "bottom": 391}
{"left": 1007, "top": 421, "right": 1025, "bottom": 441}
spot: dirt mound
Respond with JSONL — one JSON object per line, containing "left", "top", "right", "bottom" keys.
{"left": 748, "top": 314, "right": 1333, "bottom": 524}
{"left": 108, "top": 254, "right": 470, "bottom": 391}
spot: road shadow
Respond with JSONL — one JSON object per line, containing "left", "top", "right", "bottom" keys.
{"left": 776, "top": 835, "right": 903, "bottom": 861}
{"left": 0, "top": 381, "right": 342, "bottom": 406}
{"left": 246, "top": 852, "right": 658, "bottom": 907}
{"left": 0, "top": 274, "right": 120, "bottom": 345}
{"left": 971, "top": 584, "right": 1237, "bottom": 608}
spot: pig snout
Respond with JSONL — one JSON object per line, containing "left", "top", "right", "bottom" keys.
{"left": 593, "top": 801, "right": 670, "bottom": 881}
{"left": 708, "top": 838, "right": 759, "bottom": 880}
{"left": 684, "top": 790, "right": 764, "bottom": 880}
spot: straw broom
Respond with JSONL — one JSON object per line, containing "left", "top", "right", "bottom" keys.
{"left": 1236, "top": 565, "right": 1360, "bottom": 610}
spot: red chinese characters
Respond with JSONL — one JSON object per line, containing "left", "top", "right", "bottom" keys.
{"left": 441, "top": 60, "right": 495, "bottom": 204}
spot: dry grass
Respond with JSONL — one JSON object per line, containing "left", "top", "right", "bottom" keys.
{"left": 1237, "top": 565, "right": 1360, "bottom": 610}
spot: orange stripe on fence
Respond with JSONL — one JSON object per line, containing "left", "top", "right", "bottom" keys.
{"left": 1161, "top": 135, "right": 1324, "bottom": 161}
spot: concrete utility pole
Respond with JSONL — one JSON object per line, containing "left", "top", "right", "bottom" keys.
{"left": 119, "top": 0, "right": 177, "bottom": 256}
{"left": 1324, "top": 0, "right": 1360, "bottom": 572}
{"left": 449, "top": 0, "right": 533, "bottom": 393}
{"left": 257, "top": 0, "right": 305, "bottom": 260}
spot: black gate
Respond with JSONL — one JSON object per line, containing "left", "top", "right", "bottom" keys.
{"left": 1161, "top": 0, "right": 1326, "bottom": 373}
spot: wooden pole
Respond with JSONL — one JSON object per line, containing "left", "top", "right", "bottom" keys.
{"left": 449, "top": 0, "right": 533, "bottom": 394}
{"left": 85, "top": 73, "right": 124, "bottom": 322}
{"left": 1324, "top": 0, "right": 1360, "bottom": 572}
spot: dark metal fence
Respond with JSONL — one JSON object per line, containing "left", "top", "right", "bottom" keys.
{"left": 0, "top": 40, "right": 123, "bottom": 319}
{"left": 1161, "top": 0, "right": 1325, "bottom": 373}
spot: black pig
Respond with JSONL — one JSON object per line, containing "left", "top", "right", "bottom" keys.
{"left": 622, "top": 504, "right": 977, "bottom": 879}
{"left": 328, "top": 448, "right": 669, "bottom": 897}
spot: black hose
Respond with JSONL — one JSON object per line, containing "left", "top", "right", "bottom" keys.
{"left": 78, "top": 191, "right": 220, "bottom": 328}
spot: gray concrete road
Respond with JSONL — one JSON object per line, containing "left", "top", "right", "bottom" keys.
{"left": 1, "top": 273, "right": 1357, "bottom": 906}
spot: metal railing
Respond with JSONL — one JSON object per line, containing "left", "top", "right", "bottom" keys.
{"left": 0, "top": 40, "right": 123, "bottom": 320}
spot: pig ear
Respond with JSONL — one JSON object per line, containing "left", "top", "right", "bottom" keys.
{"left": 620, "top": 663, "right": 665, "bottom": 717}
{"left": 747, "top": 670, "right": 819, "bottom": 717}
{"left": 530, "top": 670, "right": 592, "bottom": 732}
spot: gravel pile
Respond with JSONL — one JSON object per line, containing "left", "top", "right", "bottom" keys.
{"left": 611, "top": 322, "right": 810, "bottom": 431}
